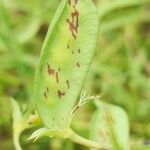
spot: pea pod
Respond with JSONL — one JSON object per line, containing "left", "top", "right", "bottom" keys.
{"left": 34, "top": 0, "right": 99, "bottom": 130}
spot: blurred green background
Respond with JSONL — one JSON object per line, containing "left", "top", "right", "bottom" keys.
{"left": 0, "top": 0, "right": 150, "bottom": 149}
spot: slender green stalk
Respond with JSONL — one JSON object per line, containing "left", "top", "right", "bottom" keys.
{"left": 13, "top": 130, "right": 22, "bottom": 150}
{"left": 68, "top": 129, "right": 108, "bottom": 150}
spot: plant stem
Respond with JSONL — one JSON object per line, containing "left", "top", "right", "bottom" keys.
{"left": 13, "top": 131, "right": 22, "bottom": 150}
{"left": 68, "top": 129, "right": 107, "bottom": 150}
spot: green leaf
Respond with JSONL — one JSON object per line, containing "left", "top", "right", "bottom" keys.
{"left": 11, "top": 98, "right": 41, "bottom": 150}
{"left": 90, "top": 102, "right": 129, "bottom": 150}
{"left": 34, "top": 0, "right": 99, "bottom": 130}
{"left": 11, "top": 98, "right": 23, "bottom": 150}
{"left": 16, "top": 16, "right": 41, "bottom": 44}
{"left": 96, "top": 0, "right": 150, "bottom": 32}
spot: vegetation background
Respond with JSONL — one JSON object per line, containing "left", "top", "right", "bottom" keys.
{"left": 0, "top": 0, "right": 149, "bottom": 149}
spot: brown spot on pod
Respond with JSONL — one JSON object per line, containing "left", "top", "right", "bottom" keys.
{"left": 47, "top": 63, "right": 55, "bottom": 75}
{"left": 67, "top": 0, "right": 79, "bottom": 40}
{"left": 71, "top": 6, "right": 79, "bottom": 31}
{"left": 57, "top": 90, "right": 65, "bottom": 99}
{"left": 66, "top": 19, "right": 77, "bottom": 40}
{"left": 55, "top": 72, "right": 59, "bottom": 84}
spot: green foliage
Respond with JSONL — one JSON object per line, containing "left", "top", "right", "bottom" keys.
{"left": 0, "top": 0, "right": 150, "bottom": 149}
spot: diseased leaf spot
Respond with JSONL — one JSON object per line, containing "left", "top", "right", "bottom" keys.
{"left": 57, "top": 90, "right": 65, "bottom": 99}
{"left": 55, "top": 72, "right": 59, "bottom": 84}
{"left": 67, "top": 0, "right": 79, "bottom": 40}
{"left": 47, "top": 63, "right": 55, "bottom": 75}
{"left": 71, "top": 6, "right": 79, "bottom": 31}
{"left": 66, "top": 80, "right": 70, "bottom": 89}
{"left": 66, "top": 19, "right": 77, "bottom": 40}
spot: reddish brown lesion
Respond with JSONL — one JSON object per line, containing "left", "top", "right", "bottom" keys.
{"left": 66, "top": 80, "right": 70, "bottom": 89}
{"left": 66, "top": 19, "right": 77, "bottom": 40}
{"left": 55, "top": 72, "right": 59, "bottom": 84}
{"left": 71, "top": 6, "right": 79, "bottom": 30}
{"left": 47, "top": 63, "right": 55, "bottom": 75}
{"left": 67, "top": 1, "right": 79, "bottom": 40}
{"left": 57, "top": 90, "right": 65, "bottom": 99}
